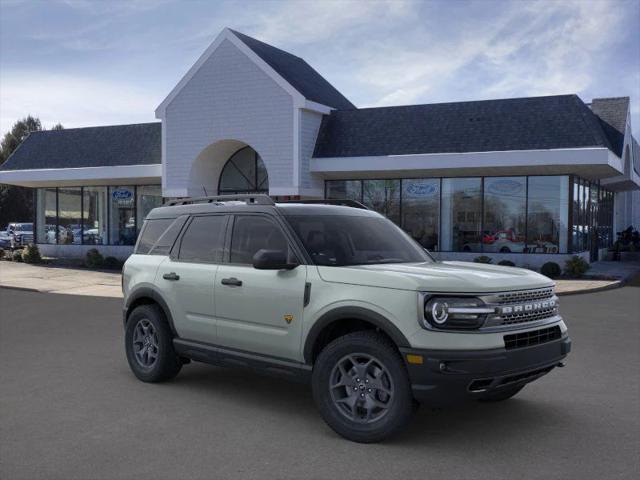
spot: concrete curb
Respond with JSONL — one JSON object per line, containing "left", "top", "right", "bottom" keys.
{"left": 556, "top": 280, "right": 623, "bottom": 296}
{"left": 0, "top": 285, "right": 41, "bottom": 294}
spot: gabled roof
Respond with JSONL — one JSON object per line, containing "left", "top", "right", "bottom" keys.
{"left": 229, "top": 30, "right": 355, "bottom": 111}
{"left": 0, "top": 123, "right": 161, "bottom": 171}
{"left": 156, "top": 28, "right": 355, "bottom": 116}
{"left": 313, "top": 94, "right": 615, "bottom": 158}
{"left": 590, "top": 97, "right": 629, "bottom": 157}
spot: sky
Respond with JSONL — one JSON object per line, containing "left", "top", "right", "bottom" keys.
{"left": 1, "top": 0, "right": 639, "bottom": 137}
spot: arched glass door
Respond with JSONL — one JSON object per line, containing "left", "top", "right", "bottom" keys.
{"left": 218, "top": 146, "right": 268, "bottom": 194}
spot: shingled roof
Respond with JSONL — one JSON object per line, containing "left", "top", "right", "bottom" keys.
{"left": 230, "top": 29, "right": 355, "bottom": 111}
{"left": 313, "top": 94, "right": 615, "bottom": 158}
{"left": 0, "top": 122, "right": 161, "bottom": 171}
{"left": 590, "top": 97, "right": 629, "bottom": 157}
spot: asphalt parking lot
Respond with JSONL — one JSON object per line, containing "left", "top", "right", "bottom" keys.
{"left": 1, "top": 283, "right": 639, "bottom": 480}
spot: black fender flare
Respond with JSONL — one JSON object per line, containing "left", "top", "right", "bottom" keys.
{"left": 303, "top": 306, "right": 411, "bottom": 364}
{"left": 124, "top": 286, "right": 177, "bottom": 336}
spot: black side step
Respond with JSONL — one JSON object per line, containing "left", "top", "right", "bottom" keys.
{"left": 173, "top": 339, "right": 312, "bottom": 383}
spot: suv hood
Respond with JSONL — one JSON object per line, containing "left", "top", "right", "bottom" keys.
{"left": 316, "top": 261, "right": 553, "bottom": 293}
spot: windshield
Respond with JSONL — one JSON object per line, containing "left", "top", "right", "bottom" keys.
{"left": 286, "top": 215, "right": 432, "bottom": 266}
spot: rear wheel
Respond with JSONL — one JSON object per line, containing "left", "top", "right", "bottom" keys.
{"left": 312, "top": 331, "right": 414, "bottom": 443}
{"left": 125, "top": 304, "right": 182, "bottom": 383}
{"left": 477, "top": 385, "right": 524, "bottom": 402}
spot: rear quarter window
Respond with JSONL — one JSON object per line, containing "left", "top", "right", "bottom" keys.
{"left": 135, "top": 216, "right": 187, "bottom": 255}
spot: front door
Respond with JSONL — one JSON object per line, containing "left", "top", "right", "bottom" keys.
{"left": 214, "top": 214, "right": 307, "bottom": 361}
{"left": 156, "top": 214, "right": 229, "bottom": 344}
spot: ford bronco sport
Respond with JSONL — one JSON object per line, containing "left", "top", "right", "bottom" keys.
{"left": 122, "top": 195, "right": 571, "bottom": 443}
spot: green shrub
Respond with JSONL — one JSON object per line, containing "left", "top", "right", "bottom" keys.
{"left": 565, "top": 256, "right": 589, "bottom": 277}
{"left": 103, "top": 256, "right": 122, "bottom": 270}
{"left": 85, "top": 248, "right": 104, "bottom": 268}
{"left": 540, "top": 261, "right": 561, "bottom": 278}
{"left": 498, "top": 259, "right": 516, "bottom": 267}
{"left": 0, "top": 249, "right": 5, "bottom": 260}
{"left": 12, "top": 250, "right": 24, "bottom": 262}
{"left": 473, "top": 255, "right": 493, "bottom": 264}
{"left": 22, "top": 244, "right": 42, "bottom": 264}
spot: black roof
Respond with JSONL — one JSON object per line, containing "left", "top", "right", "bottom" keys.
{"left": 230, "top": 29, "right": 355, "bottom": 111}
{"left": 313, "top": 94, "right": 615, "bottom": 158}
{"left": 0, "top": 122, "right": 161, "bottom": 171}
{"left": 590, "top": 97, "right": 629, "bottom": 157}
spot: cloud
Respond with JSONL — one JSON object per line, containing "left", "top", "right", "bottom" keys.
{"left": 0, "top": 72, "right": 158, "bottom": 132}
{"left": 249, "top": 0, "right": 411, "bottom": 46}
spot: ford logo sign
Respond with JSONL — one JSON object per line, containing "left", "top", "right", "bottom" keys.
{"left": 112, "top": 189, "right": 133, "bottom": 200}
{"left": 406, "top": 182, "right": 438, "bottom": 197}
{"left": 488, "top": 180, "right": 523, "bottom": 195}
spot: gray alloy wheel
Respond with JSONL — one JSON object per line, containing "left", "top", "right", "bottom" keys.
{"left": 329, "top": 353, "right": 395, "bottom": 423}
{"left": 132, "top": 318, "right": 159, "bottom": 368}
{"left": 125, "top": 304, "right": 182, "bottom": 383}
{"left": 312, "top": 330, "right": 414, "bottom": 443}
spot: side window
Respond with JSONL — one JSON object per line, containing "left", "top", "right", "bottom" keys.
{"left": 135, "top": 218, "right": 173, "bottom": 254}
{"left": 149, "top": 216, "right": 188, "bottom": 255}
{"left": 177, "top": 215, "right": 227, "bottom": 263}
{"left": 230, "top": 215, "right": 289, "bottom": 264}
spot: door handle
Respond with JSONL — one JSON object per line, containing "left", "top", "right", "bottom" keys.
{"left": 162, "top": 272, "right": 180, "bottom": 281}
{"left": 221, "top": 277, "right": 242, "bottom": 287}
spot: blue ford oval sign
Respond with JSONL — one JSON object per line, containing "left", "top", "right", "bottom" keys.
{"left": 488, "top": 179, "right": 523, "bottom": 195}
{"left": 406, "top": 182, "right": 438, "bottom": 197}
{"left": 112, "top": 189, "right": 133, "bottom": 200}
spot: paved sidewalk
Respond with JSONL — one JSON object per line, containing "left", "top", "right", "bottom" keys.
{"left": 2, "top": 260, "right": 637, "bottom": 298}
{"left": 0, "top": 262, "right": 122, "bottom": 298}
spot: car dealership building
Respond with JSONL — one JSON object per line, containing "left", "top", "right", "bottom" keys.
{"left": 1, "top": 28, "right": 639, "bottom": 266}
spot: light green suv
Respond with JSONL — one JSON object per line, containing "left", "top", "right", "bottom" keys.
{"left": 122, "top": 195, "right": 571, "bottom": 443}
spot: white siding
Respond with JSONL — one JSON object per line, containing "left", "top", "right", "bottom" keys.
{"left": 299, "top": 109, "right": 324, "bottom": 194}
{"left": 163, "top": 39, "right": 294, "bottom": 196}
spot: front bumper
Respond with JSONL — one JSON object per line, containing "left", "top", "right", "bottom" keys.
{"left": 400, "top": 335, "right": 571, "bottom": 405}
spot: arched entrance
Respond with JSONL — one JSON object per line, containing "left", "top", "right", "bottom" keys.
{"left": 187, "top": 140, "right": 270, "bottom": 197}
{"left": 218, "top": 146, "right": 269, "bottom": 194}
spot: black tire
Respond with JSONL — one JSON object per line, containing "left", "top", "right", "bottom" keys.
{"left": 125, "top": 304, "right": 182, "bottom": 383}
{"left": 477, "top": 385, "right": 524, "bottom": 402}
{"left": 312, "top": 331, "right": 414, "bottom": 443}
{"left": 499, "top": 247, "right": 511, "bottom": 253}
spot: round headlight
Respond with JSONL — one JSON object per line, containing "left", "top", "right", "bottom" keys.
{"left": 430, "top": 301, "right": 449, "bottom": 324}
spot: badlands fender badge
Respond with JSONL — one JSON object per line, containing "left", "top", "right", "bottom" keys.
{"left": 284, "top": 314, "right": 294, "bottom": 324}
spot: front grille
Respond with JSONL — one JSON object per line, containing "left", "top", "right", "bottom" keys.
{"left": 484, "top": 287, "right": 558, "bottom": 326}
{"left": 500, "top": 306, "right": 558, "bottom": 325}
{"left": 496, "top": 287, "right": 554, "bottom": 305}
{"left": 504, "top": 326, "right": 561, "bottom": 350}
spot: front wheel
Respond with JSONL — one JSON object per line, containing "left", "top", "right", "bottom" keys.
{"left": 312, "top": 331, "right": 414, "bottom": 443}
{"left": 125, "top": 304, "right": 182, "bottom": 383}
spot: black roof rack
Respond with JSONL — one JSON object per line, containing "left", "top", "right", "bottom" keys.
{"left": 276, "top": 199, "right": 369, "bottom": 210}
{"left": 166, "top": 194, "right": 275, "bottom": 206}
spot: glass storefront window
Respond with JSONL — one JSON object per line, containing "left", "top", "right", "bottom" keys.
{"left": 325, "top": 180, "right": 362, "bottom": 202}
{"left": 526, "top": 176, "right": 569, "bottom": 254}
{"left": 109, "top": 186, "right": 136, "bottom": 245}
{"left": 136, "top": 185, "right": 163, "bottom": 231}
{"left": 482, "top": 177, "right": 526, "bottom": 254}
{"left": 36, "top": 188, "right": 57, "bottom": 244}
{"left": 57, "top": 188, "right": 82, "bottom": 245}
{"left": 362, "top": 179, "right": 400, "bottom": 224}
{"left": 83, "top": 187, "right": 107, "bottom": 245}
{"left": 401, "top": 179, "right": 440, "bottom": 250}
{"left": 441, "top": 178, "right": 482, "bottom": 252}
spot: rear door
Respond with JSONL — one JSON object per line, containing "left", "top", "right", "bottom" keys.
{"left": 214, "top": 214, "right": 307, "bottom": 361}
{"left": 156, "top": 214, "right": 229, "bottom": 344}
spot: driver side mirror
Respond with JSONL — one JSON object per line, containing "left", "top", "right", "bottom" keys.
{"left": 252, "top": 249, "right": 299, "bottom": 270}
